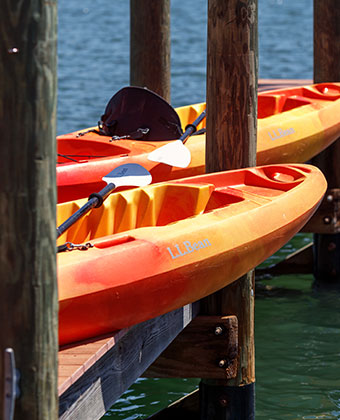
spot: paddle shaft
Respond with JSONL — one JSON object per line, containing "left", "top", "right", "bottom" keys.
{"left": 181, "top": 109, "right": 206, "bottom": 144}
{"left": 56, "top": 183, "right": 115, "bottom": 238}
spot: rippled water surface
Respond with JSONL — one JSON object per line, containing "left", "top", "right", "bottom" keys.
{"left": 57, "top": 1, "right": 340, "bottom": 419}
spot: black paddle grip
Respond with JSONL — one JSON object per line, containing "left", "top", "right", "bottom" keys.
{"left": 88, "top": 192, "right": 104, "bottom": 208}
{"left": 184, "top": 123, "right": 197, "bottom": 134}
{"left": 88, "top": 183, "right": 116, "bottom": 208}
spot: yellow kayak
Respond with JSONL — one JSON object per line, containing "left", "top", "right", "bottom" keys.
{"left": 57, "top": 82, "right": 340, "bottom": 203}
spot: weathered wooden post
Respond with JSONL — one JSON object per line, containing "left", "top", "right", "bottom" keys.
{"left": 0, "top": 0, "right": 58, "bottom": 418}
{"left": 201, "top": 0, "right": 258, "bottom": 418}
{"left": 311, "top": 0, "right": 340, "bottom": 287}
{"left": 130, "top": 0, "right": 171, "bottom": 102}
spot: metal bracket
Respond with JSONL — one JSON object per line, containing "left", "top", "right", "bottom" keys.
{"left": 3, "top": 348, "right": 20, "bottom": 420}
{"left": 302, "top": 188, "right": 340, "bottom": 234}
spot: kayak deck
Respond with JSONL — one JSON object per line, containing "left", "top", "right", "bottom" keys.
{"left": 57, "top": 82, "right": 340, "bottom": 164}
{"left": 57, "top": 164, "right": 326, "bottom": 345}
{"left": 57, "top": 164, "right": 306, "bottom": 243}
{"left": 56, "top": 83, "right": 340, "bottom": 203}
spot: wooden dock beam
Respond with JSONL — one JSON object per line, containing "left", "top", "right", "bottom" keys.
{"left": 201, "top": 0, "right": 258, "bottom": 418}
{"left": 130, "top": 0, "right": 171, "bottom": 102}
{"left": 0, "top": 0, "right": 58, "bottom": 418}
{"left": 311, "top": 0, "right": 340, "bottom": 287}
{"left": 58, "top": 304, "right": 199, "bottom": 420}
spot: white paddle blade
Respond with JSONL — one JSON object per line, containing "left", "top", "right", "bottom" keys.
{"left": 148, "top": 140, "right": 191, "bottom": 168}
{"left": 102, "top": 163, "right": 152, "bottom": 188}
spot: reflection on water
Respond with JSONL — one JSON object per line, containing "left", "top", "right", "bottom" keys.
{"left": 255, "top": 276, "right": 340, "bottom": 420}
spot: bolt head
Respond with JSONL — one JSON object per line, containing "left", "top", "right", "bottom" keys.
{"left": 327, "top": 195, "right": 334, "bottom": 203}
{"left": 218, "top": 395, "right": 228, "bottom": 407}
{"left": 218, "top": 359, "right": 227, "bottom": 368}
{"left": 214, "top": 326, "right": 223, "bottom": 335}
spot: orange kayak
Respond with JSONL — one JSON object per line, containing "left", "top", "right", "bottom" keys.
{"left": 57, "top": 163, "right": 326, "bottom": 345}
{"left": 57, "top": 82, "right": 340, "bottom": 203}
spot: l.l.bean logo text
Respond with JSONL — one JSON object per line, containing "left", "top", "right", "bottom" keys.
{"left": 167, "top": 239, "right": 211, "bottom": 260}
{"left": 268, "top": 127, "right": 295, "bottom": 141}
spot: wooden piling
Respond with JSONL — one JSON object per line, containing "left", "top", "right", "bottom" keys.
{"left": 202, "top": 0, "right": 258, "bottom": 418}
{"left": 0, "top": 0, "right": 58, "bottom": 418}
{"left": 312, "top": 0, "right": 340, "bottom": 287}
{"left": 130, "top": 0, "right": 171, "bottom": 102}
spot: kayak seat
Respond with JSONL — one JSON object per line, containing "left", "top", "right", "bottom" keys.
{"left": 98, "top": 86, "right": 184, "bottom": 141}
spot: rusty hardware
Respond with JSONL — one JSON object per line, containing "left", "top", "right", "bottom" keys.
{"left": 214, "top": 325, "right": 224, "bottom": 335}
{"left": 218, "top": 359, "right": 227, "bottom": 368}
{"left": 302, "top": 188, "right": 340, "bottom": 234}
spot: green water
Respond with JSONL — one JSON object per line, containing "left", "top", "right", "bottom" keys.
{"left": 255, "top": 276, "right": 340, "bottom": 420}
{"left": 103, "top": 235, "right": 340, "bottom": 419}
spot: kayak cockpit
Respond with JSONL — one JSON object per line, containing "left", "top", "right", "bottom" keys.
{"left": 258, "top": 82, "right": 340, "bottom": 119}
{"left": 57, "top": 165, "right": 308, "bottom": 247}
{"left": 57, "top": 137, "right": 132, "bottom": 164}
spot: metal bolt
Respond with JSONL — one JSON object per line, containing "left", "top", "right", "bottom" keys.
{"left": 218, "top": 359, "right": 227, "bottom": 368}
{"left": 323, "top": 216, "right": 331, "bottom": 225}
{"left": 215, "top": 326, "right": 224, "bottom": 336}
{"left": 218, "top": 395, "right": 228, "bottom": 407}
{"left": 327, "top": 194, "right": 334, "bottom": 203}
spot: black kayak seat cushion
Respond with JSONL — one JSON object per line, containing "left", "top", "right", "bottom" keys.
{"left": 100, "top": 86, "right": 183, "bottom": 141}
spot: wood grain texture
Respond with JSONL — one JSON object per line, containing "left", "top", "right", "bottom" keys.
{"left": 0, "top": 0, "right": 58, "bottom": 418}
{"left": 130, "top": 0, "right": 171, "bottom": 101}
{"left": 59, "top": 303, "right": 199, "bottom": 420}
{"left": 312, "top": 0, "right": 340, "bottom": 285}
{"left": 314, "top": 0, "right": 340, "bottom": 84}
{"left": 201, "top": 272, "right": 255, "bottom": 386}
{"left": 206, "top": 0, "right": 258, "bottom": 172}
{"left": 203, "top": 0, "right": 257, "bottom": 391}
{"left": 58, "top": 330, "right": 128, "bottom": 394}
{"left": 144, "top": 316, "right": 238, "bottom": 379}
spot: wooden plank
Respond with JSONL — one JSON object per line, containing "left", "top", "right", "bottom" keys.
{"left": 144, "top": 316, "right": 238, "bottom": 379}
{"left": 0, "top": 0, "right": 58, "bottom": 418}
{"left": 58, "top": 330, "right": 128, "bottom": 394}
{"left": 58, "top": 303, "right": 199, "bottom": 420}
{"left": 130, "top": 0, "right": 171, "bottom": 101}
